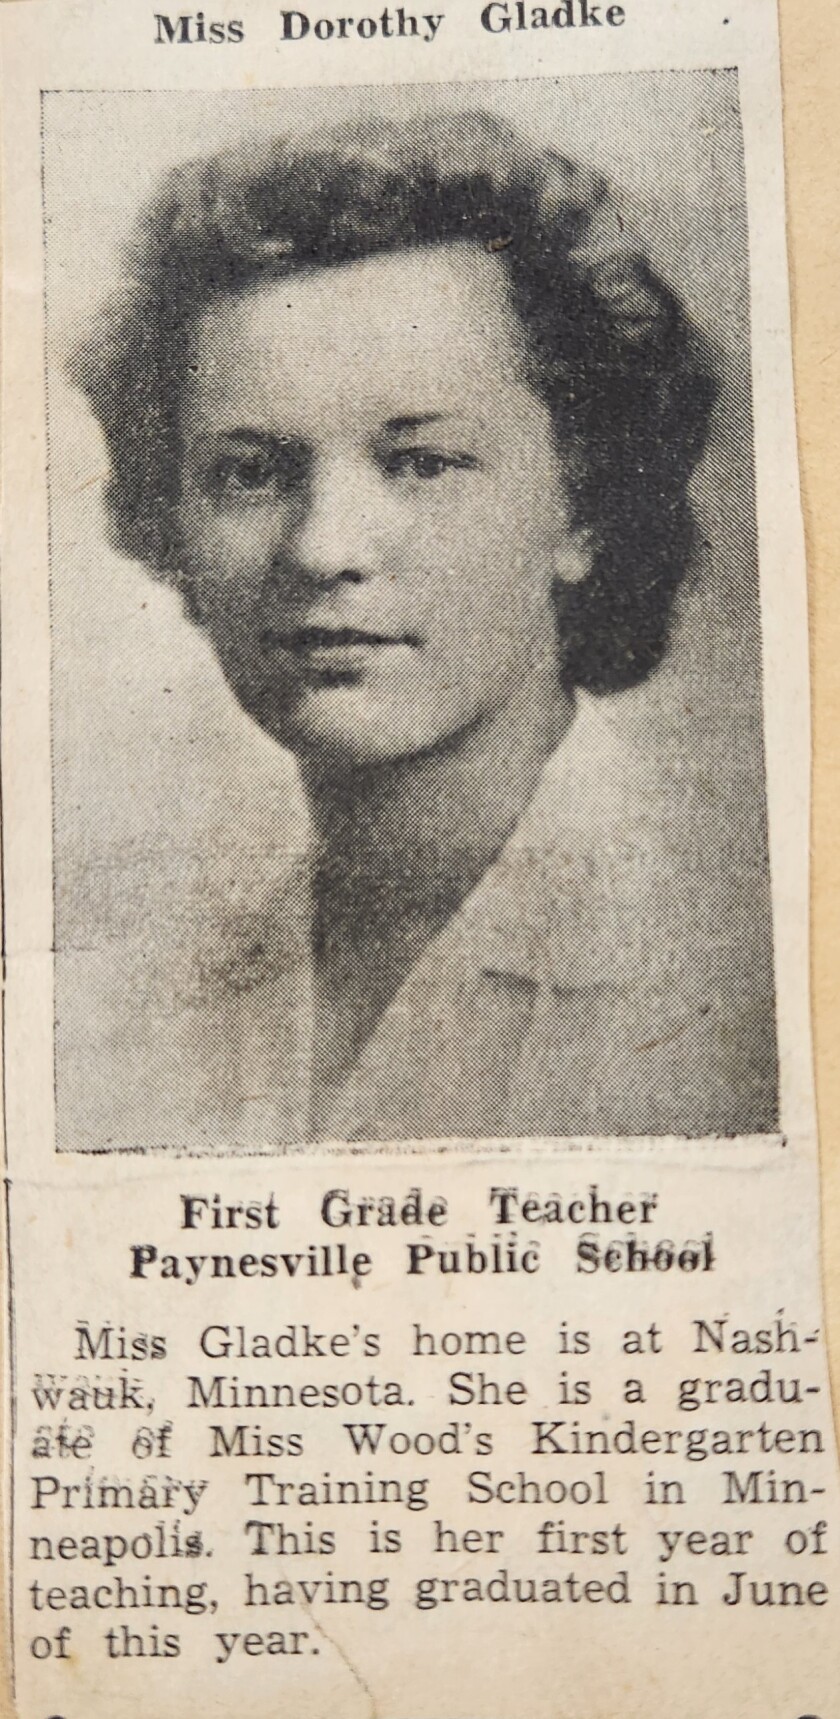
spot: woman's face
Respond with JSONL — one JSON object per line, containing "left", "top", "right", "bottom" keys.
{"left": 176, "top": 243, "right": 585, "bottom": 770}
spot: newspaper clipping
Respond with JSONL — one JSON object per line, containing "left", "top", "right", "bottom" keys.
{"left": 1, "top": 0, "right": 837, "bottom": 1713}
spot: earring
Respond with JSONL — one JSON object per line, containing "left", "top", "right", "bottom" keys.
{"left": 552, "top": 531, "right": 592, "bottom": 587}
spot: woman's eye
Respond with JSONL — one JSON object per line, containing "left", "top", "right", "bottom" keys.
{"left": 211, "top": 446, "right": 306, "bottom": 500}
{"left": 384, "top": 447, "right": 477, "bottom": 482}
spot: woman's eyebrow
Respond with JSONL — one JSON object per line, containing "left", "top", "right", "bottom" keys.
{"left": 187, "top": 427, "right": 295, "bottom": 454}
{"left": 382, "top": 412, "right": 449, "bottom": 435}
{"left": 199, "top": 427, "right": 281, "bottom": 446}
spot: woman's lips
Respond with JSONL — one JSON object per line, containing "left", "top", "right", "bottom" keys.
{"left": 259, "top": 623, "right": 419, "bottom": 676}
{"left": 270, "top": 625, "right": 412, "bottom": 650}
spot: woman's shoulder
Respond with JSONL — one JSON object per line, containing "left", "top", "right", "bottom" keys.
{"left": 478, "top": 696, "right": 779, "bottom": 1137}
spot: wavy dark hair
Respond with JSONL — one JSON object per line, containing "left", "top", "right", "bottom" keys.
{"left": 71, "top": 108, "right": 718, "bottom": 694}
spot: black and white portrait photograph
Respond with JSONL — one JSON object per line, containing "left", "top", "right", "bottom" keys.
{"left": 45, "top": 72, "right": 778, "bottom": 1150}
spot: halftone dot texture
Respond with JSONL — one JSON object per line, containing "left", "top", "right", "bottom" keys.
{"left": 44, "top": 72, "right": 778, "bottom": 1151}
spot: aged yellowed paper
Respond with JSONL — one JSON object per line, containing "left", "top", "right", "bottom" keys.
{"left": 1, "top": 0, "right": 839, "bottom": 1713}
{"left": 780, "top": 0, "right": 840, "bottom": 1425}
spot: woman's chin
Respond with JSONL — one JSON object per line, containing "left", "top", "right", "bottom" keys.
{"left": 249, "top": 690, "right": 455, "bottom": 774}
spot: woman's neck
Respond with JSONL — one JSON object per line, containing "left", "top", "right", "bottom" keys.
{"left": 301, "top": 672, "right": 575, "bottom": 929}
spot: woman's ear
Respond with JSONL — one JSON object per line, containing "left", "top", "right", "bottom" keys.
{"left": 552, "top": 527, "right": 593, "bottom": 588}
{"left": 171, "top": 564, "right": 205, "bottom": 624}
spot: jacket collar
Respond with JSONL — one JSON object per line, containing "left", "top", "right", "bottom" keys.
{"left": 452, "top": 695, "right": 653, "bottom": 994}
{"left": 210, "top": 694, "right": 651, "bottom": 1002}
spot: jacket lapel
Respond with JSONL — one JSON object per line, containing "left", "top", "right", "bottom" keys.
{"left": 324, "top": 699, "right": 648, "bottom": 1142}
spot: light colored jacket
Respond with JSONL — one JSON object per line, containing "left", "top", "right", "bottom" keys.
{"left": 57, "top": 697, "right": 778, "bottom": 1151}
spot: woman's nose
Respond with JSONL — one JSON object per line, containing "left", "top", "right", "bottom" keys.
{"left": 290, "top": 457, "right": 381, "bottom": 586}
